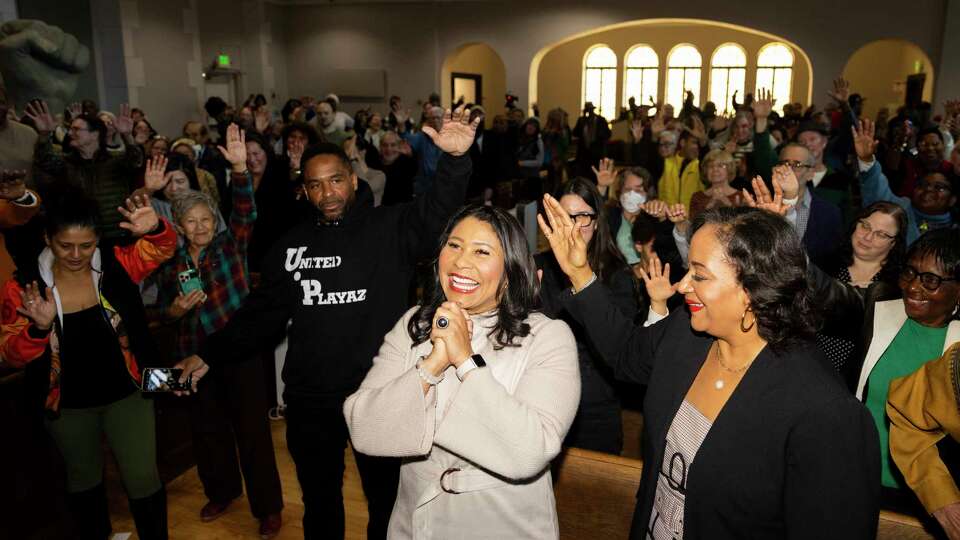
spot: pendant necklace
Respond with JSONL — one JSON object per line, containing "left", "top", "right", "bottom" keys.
{"left": 714, "top": 341, "right": 753, "bottom": 390}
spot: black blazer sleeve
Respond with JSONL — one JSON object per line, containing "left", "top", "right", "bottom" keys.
{"left": 559, "top": 279, "right": 679, "bottom": 385}
{"left": 784, "top": 394, "right": 880, "bottom": 539}
{"left": 397, "top": 152, "right": 470, "bottom": 264}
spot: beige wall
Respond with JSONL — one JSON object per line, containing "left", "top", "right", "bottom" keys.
{"left": 441, "top": 43, "right": 506, "bottom": 128}
{"left": 843, "top": 39, "right": 935, "bottom": 120}
{"left": 535, "top": 21, "right": 810, "bottom": 121}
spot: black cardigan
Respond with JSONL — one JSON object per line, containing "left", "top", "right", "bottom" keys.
{"left": 561, "top": 281, "right": 880, "bottom": 539}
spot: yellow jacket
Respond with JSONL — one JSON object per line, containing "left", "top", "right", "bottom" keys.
{"left": 657, "top": 154, "right": 702, "bottom": 211}
{"left": 887, "top": 343, "right": 960, "bottom": 514}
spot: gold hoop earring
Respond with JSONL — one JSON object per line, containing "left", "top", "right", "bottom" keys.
{"left": 740, "top": 307, "right": 755, "bottom": 333}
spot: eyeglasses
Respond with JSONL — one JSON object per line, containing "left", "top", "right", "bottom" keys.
{"left": 855, "top": 219, "right": 896, "bottom": 242}
{"left": 776, "top": 160, "right": 812, "bottom": 170}
{"left": 900, "top": 265, "right": 957, "bottom": 291}
{"left": 568, "top": 212, "right": 597, "bottom": 228}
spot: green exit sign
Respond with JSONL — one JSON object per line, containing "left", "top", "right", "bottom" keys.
{"left": 218, "top": 54, "right": 231, "bottom": 67}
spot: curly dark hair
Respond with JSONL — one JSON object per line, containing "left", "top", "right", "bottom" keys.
{"left": 906, "top": 227, "right": 960, "bottom": 281}
{"left": 408, "top": 205, "right": 539, "bottom": 349}
{"left": 690, "top": 206, "right": 820, "bottom": 351}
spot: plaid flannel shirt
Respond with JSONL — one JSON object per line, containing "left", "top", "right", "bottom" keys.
{"left": 159, "top": 171, "right": 256, "bottom": 358}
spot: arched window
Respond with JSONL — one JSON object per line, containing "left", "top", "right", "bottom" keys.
{"left": 623, "top": 45, "right": 659, "bottom": 108}
{"left": 709, "top": 43, "right": 746, "bottom": 114}
{"left": 756, "top": 42, "right": 794, "bottom": 111}
{"left": 666, "top": 44, "right": 702, "bottom": 111}
{"left": 583, "top": 45, "right": 617, "bottom": 120}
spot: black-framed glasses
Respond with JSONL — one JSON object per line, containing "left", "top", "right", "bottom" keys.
{"left": 855, "top": 219, "right": 896, "bottom": 241}
{"left": 568, "top": 212, "right": 597, "bottom": 228}
{"left": 900, "top": 265, "right": 957, "bottom": 291}
{"left": 776, "top": 160, "right": 812, "bottom": 170}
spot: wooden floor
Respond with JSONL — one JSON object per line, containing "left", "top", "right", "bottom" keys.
{"left": 106, "top": 419, "right": 369, "bottom": 540}
{"left": 101, "top": 413, "right": 940, "bottom": 540}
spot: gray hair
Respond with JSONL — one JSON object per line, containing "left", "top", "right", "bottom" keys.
{"left": 659, "top": 130, "right": 679, "bottom": 144}
{"left": 171, "top": 189, "right": 220, "bottom": 231}
{"left": 779, "top": 142, "right": 816, "bottom": 168}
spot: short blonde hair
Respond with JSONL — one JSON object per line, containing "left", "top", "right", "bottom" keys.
{"left": 701, "top": 149, "right": 737, "bottom": 184}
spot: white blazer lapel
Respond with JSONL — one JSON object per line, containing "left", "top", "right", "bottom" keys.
{"left": 856, "top": 300, "right": 908, "bottom": 399}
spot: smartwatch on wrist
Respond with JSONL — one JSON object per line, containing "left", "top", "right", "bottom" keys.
{"left": 456, "top": 354, "right": 486, "bottom": 381}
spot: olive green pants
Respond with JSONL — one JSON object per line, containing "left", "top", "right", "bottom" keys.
{"left": 45, "top": 391, "right": 162, "bottom": 499}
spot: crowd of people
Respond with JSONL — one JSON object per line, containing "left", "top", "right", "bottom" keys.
{"left": 0, "top": 67, "right": 958, "bottom": 540}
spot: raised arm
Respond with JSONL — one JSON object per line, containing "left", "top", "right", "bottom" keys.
{"left": 0, "top": 279, "right": 56, "bottom": 368}
{"left": 23, "top": 100, "right": 66, "bottom": 180}
{"left": 398, "top": 106, "right": 478, "bottom": 264}
{"left": 854, "top": 119, "right": 912, "bottom": 209}
{"left": 217, "top": 124, "right": 257, "bottom": 246}
{"left": 538, "top": 193, "right": 675, "bottom": 384}
{"left": 113, "top": 194, "right": 176, "bottom": 283}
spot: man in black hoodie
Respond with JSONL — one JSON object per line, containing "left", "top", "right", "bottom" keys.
{"left": 175, "top": 107, "right": 479, "bottom": 539}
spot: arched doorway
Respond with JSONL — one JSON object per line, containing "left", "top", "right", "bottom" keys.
{"left": 842, "top": 39, "right": 934, "bottom": 121}
{"left": 441, "top": 43, "right": 506, "bottom": 128}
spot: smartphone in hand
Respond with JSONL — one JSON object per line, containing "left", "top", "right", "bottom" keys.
{"left": 142, "top": 367, "right": 191, "bottom": 392}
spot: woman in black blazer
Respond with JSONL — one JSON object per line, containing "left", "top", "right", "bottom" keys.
{"left": 538, "top": 198, "right": 880, "bottom": 539}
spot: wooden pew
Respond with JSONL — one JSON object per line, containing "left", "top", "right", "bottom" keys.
{"left": 552, "top": 446, "right": 938, "bottom": 540}
{"left": 553, "top": 447, "right": 642, "bottom": 540}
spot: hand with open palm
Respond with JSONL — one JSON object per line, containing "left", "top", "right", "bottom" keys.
{"left": 538, "top": 193, "right": 594, "bottom": 291}
{"left": 421, "top": 105, "right": 480, "bottom": 156}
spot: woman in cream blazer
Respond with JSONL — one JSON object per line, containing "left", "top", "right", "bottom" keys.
{"left": 344, "top": 205, "right": 580, "bottom": 539}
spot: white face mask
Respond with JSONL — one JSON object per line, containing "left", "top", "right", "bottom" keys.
{"left": 620, "top": 190, "right": 647, "bottom": 213}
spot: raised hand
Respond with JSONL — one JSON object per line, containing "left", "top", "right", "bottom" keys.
{"left": 640, "top": 200, "right": 669, "bottom": 220}
{"left": 852, "top": 119, "right": 878, "bottom": 162}
{"left": 592, "top": 157, "right": 616, "bottom": 188}
{"left": 17, "top": 281, "right": 56, "bottom": 330}
{"left": 114, "top": 103, "right": 134, "bottom": 135}
{"left": 143, "top": 155, "right": 168, "bottom": 193}
{"left": 752, "top": 88, "right": 775, "bottom": 120}
{"left": 0, "top": 169, "right": 27, "bottom": 200}
{"left": 217, "top": 123, "right": 248, "bottom": 172}
{"left": 828, "top": 77, "right": 851, "bottom": 105}
{"left": 22, "top": 100, "right": 57, "bottom": 134}
{"left": 743, "top": 176, "right": 789, "bottom": 216}
{"left": 636, "top": 254, "right": 676, "bottom": 316}
{"left": 288, "top": 137, "right": 305, "bottom": 170}
{"left": 651, "top": 108, "right": 666, "bottom": 137}
{"left": 665, "top": 203, "right": 687, "bottom": 224}
{"left": 689, "top": 115, "right": 707, "bottom": 143}
{"left": 117, "top": 194, "right": 159, "bottom": 237}
{"left": 772, "top": 163, "right": 800, "bottom": 200}
{"left": 538, "top": 193, "right": 593, "bottom": 290}
{"left": 421, "top": 105, "right": 480, "bottom": 157}
{"left": 666, "top": 202, "right": 691, "bottom": 235}
{"left": 254, "top": 107, "right": 270, "bottom": 134}
{"left": 67, "top": 101, "right": 82, "bottom": 120}
{"left": 629, "top": 119, "right": 644, "bottom": 142}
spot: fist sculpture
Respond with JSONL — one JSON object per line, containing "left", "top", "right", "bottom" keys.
{"left": 0, "top": 20, "right": 90, "bottom": 113}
